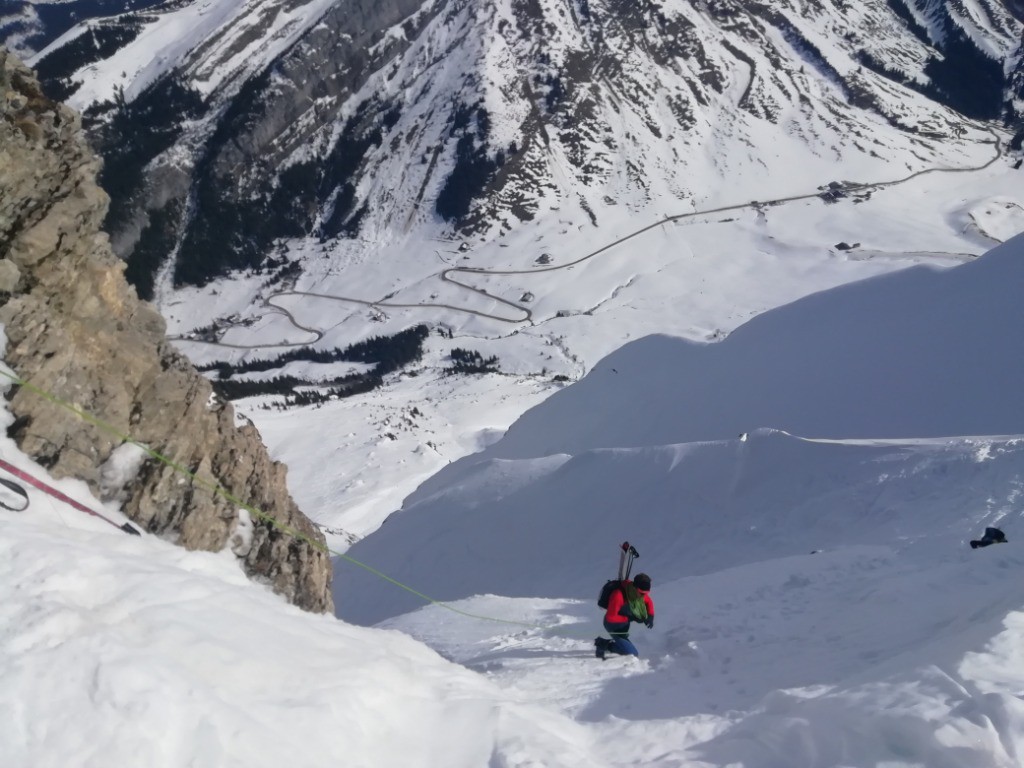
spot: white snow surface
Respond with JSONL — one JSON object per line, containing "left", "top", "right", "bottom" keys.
{"left": 8, "top": 6, "right": 1024, "bottom": 758}
{"left": 5, "top": 231, "right": 1024, "bottom": 766}
{"left": 213, "top": 151, "right": 1024, "bottom": 547}
{"left": 26, "top": 0, "right": 1023, "bottom": 551}
{"left": 458, "top": 230, "right": 1024, "bottom": 459}
{"left": 29, "top": 0, "right": 339, "bottom": 106}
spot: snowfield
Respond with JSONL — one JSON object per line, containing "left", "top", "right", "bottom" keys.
{"left": 224, "top": 154, "right": 1024, "bottom": 547}
{"left": 5, "top": 2, "right": 1024, "bottom": 760}
{"left": 3, "top": 233, "right": 1024, "bottom": 766}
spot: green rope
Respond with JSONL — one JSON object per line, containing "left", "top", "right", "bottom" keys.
{"left": 0, "top": 368, "right": 597, "bottom": 637}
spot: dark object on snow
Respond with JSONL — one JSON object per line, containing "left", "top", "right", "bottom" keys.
{"left": 0, "top": 476, "right": 29, "bottom": 511}
{"left": 0, "top": 475, "right": 28, "bottom": 512}
{"left": 970, "top": 527, "right": 1007, "bottom": 549}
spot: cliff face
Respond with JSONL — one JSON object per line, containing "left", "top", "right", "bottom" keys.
{"left": 0, "top": 49, "right": 332, "bottom": 613}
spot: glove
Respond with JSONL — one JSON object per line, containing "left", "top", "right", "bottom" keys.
{"left": 644, "top": 616, "right": 654, "bottom": 629}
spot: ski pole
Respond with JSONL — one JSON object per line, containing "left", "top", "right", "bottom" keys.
{"left": 0, "top": 457, "right": 140, "bottom": 535}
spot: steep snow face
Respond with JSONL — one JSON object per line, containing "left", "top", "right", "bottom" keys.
{"left": 0, "top": 434, "right": 600, "bottom": 768}
{"left": 30, "top": 0, "right": 349, "bottom": 103}
{"left": 334, "top": 233, "right": 1024, "bottom": 626}
{"left": 338, "top": 430, "right": 1024, "bottom": 624}
{"left": 429, "top": 230, "right": 1024, "bottom": 462}
{"left": 22, "top": 0, "right": 1023, "bottom": 293}
{"left": 1, "top": 0, "right": 166, "bottom": 59}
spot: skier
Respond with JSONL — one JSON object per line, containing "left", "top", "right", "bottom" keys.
{"left": 595, "top": 572, "right": 654, "bottom": 659}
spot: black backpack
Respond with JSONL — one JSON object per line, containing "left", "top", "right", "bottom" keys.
{"left": 597, "top": 579, "right": 622, "bottom": 609}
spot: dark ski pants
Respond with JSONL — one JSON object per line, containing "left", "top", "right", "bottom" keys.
{"left": 603, "top": 620, "right": 639, "bottom": 656}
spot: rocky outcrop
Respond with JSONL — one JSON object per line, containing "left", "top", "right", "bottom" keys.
{"left": 0, "top": 49, "right": 332, "bottom": 613}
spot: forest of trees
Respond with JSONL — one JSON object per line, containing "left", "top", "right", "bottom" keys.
{"left": 444, "top": 348, "right": 500, "bottom": 375}
{"left": 205, "top": 325, "right": 430, "bottom": 404}
{"left": 204, "top": 328, "right": 506, "bottom": 405}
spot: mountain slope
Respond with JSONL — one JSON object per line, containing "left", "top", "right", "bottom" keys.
{"left": 336, "top": 231, "right": 1024, "bottom": 622}
{"left": 21, "top": 0, "right": 1024, "bottom": 296}
{"left": 0, "top": 431, "right": 601, "bottom": 768}
{"left": 460, "top": 229, "right": 1024, "bottom": 460}
{"left": 9, "top": 355, "right": 1024, "bottom": 767}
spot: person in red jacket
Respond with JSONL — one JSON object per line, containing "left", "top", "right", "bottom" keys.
{"left": 595, "top": 572, "right": 654, "bottom": 659}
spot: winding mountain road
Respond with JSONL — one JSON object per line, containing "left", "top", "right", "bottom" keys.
{"left": 171, "top": 125, "right": 1006, "bottom": 351}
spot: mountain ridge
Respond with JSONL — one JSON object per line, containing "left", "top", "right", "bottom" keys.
{"left": 14, "top": 0, "right": 1024, "bottom": 298}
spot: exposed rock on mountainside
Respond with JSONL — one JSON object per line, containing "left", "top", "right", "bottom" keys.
{"left": 0, "top": 49, "right": 332, "bottom": 612}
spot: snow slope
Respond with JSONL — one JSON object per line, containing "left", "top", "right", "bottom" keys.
{"left": 459, "top": 229, "right": 1024, "bottom": 460}
{"left": 332, "top": 235, "right": 1024, "bottom": 624}
{"left": 229, "top": 150, "right": 1024, "bottom": 548}
{"left": 26, "top": 0, "right": 339, "bottom": 104}
{"left": 5, "top": 234, "right": 1024, "bottom": 766}
{"left": 0, "top": 413, "right": 600, "bottom": 768}
{"left": 338, "top": 430, "right": 1024, "bottom": 624}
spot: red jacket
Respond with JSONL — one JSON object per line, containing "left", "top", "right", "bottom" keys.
{"left": 604, "top": 582, "right": 654, "bottom": 624}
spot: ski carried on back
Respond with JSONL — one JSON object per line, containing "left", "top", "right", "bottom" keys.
{"left": 599, "top": 541, "right": 638, "bottom": 609}
{"left": 595, "top": 541, "right": 640, "bottom": 659}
